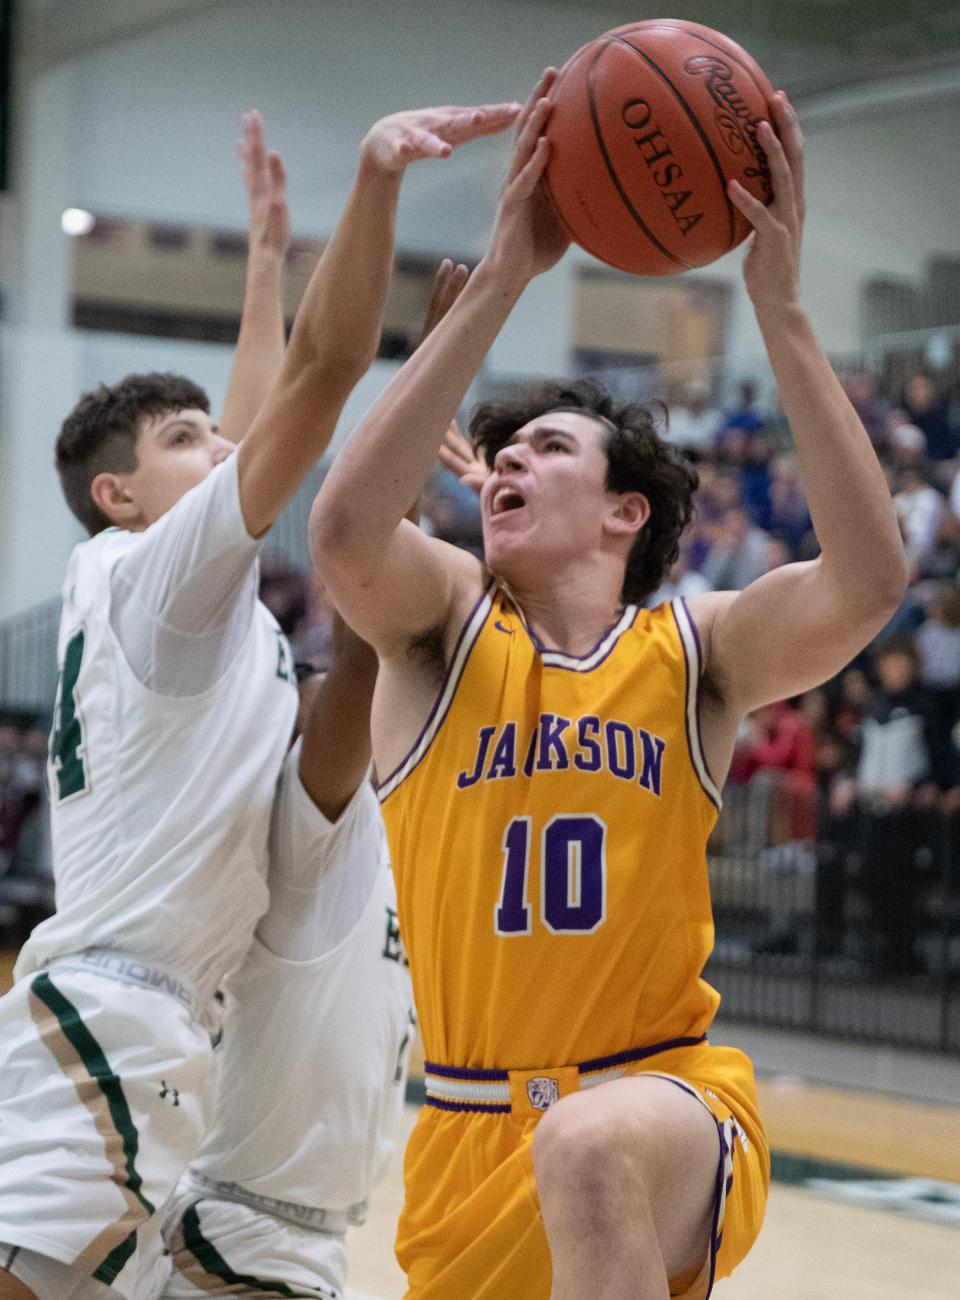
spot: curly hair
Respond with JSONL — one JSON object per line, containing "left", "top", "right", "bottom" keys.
{"left": 55, "top": 372, "right": 210, "bottom": 535}
{"left": 468, "top": 378, "right": 698, "bottom": 603}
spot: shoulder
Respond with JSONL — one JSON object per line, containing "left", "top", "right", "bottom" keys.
{"left": 681, "top": 590, "right": 737, "bottom": 698}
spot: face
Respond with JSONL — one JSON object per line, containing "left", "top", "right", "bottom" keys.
{"left": 877, "top": 652, "right": 914, "bottom": 693}
{"left": 907, "top": 376, "right": 934, "bottom": 410}
{"left": 479, "top": 411, "right": 647, "bottom": 590}
{"left": 95, "top": 408, "right": 234, "bottom": 530}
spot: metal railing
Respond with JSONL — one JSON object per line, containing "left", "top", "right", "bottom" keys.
{"left": 706, "top": 776, "right": 960, "bottom": 1053}
{"left": 1, "top": 597, "right": 958, "bottom": 1053}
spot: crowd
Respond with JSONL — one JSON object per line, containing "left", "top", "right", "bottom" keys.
{"left": 5, "top": 362, "right": 959, "bottom": 976}
{"left": 657, "top": 364, "right": 960, "bottom": 978}
{"left": 0, "top": 719, "right": 52, "bottom": 940}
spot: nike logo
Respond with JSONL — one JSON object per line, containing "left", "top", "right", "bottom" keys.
{"left": 494, "top": 621, "right": 514, "bottom": 635}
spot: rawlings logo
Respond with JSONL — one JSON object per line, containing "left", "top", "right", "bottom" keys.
{"left": 683, "top": 55, "right": 772, "bottom": 199}
{"left": 527, "top": 1076, "right": 560, "bottom": 1111}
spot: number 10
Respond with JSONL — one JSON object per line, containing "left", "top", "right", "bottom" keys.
{"left": 495, "top": 815, "right": 607, "bottom": 936}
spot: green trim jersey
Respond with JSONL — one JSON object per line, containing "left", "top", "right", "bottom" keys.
{"left": 17, "top": 456, "right": 299, "bottom": 1005}
{"left": 188, "top": 747, "right": 415, "bottom": 1213}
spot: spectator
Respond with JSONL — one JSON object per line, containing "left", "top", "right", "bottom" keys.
{"left": 853, "top": 639, "right": 936, "bottom": 975}
{"left": 720, "top": 379, "right": 766, "bottom": 439}
{"left": 259, "top": 550, "right": 309, "bottom": 635}
{"left": 766, "top": 455, "right": 812, "bottom": 558}
{"left": 664, "top": 379, "right": 722, "bottom": 455}
{"left": 700, "top": 506, "right": 770, "bottom": 590}
{"left": 886, "top": 414, "right": 928, "bottom": 470}
{"left": 737, "top": 435, "right": 773, "bottom": 526}
{"left": 894, "top": 467, "right": 944, "bottom": 565}
{"left": 843, "top": 370, "right": 892, "bottom": 452}
{"left": 645, "top": 542, "right": 712, "bottom": 606}
{"left": 729, "top": 698, "right": 816, "bottom": 784}
{"left": 916, "top": 584, "right": 960, "bottom": 787}
{"left": 717, "top": 380, "right": 767, "bottom": 461}
{"left": 903, "top": 373, "right": 958, "bottom": 463}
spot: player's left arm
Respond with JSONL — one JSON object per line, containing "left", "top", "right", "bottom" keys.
{"left": 693, "top": 92, "right": 907, "bottom": 716}
{"left": 219, "top": 111, "right": 290, "bottom": 445}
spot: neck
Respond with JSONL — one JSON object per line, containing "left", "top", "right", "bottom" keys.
{"left": 503, "top": 564, "right": 629, "bottom": 656}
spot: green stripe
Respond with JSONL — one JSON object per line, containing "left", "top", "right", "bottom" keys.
{"left": 182, "top": 1204, "right": 327, "bottom": 1297}
{"left": 771, "top": 1150, "right": 897, "bottom": 1186}
{"left": 31, "top": 972, "right": 155, "bottom": 1284}
{"left": 93, "top": 1229, "right": 138, "bottom": 1286}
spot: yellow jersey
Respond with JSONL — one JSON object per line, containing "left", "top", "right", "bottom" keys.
{"left": 380, "top": 585, "right": 724, "bottom": 1072}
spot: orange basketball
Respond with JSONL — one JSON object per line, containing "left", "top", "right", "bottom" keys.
{"left": 544, "top": 19, "right": 776, "bottom": 275}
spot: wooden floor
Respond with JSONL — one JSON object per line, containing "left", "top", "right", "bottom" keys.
{"left": 3, "top": 952, "right": 959, "bottom": 1297}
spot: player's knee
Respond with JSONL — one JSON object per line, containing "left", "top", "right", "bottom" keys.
{"left": 0, "top": 1266, "right": 40, "bottom": 1300}
{"left": 533, "top": 1098, "right": 643, "bottom": 1207}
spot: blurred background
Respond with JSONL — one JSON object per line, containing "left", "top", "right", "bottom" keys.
{"left": 0, "top": 4, "right": 959, "bottom": 1291}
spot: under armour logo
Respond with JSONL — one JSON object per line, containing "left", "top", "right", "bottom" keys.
{"left": 159, "top": 1080, "right": 180, "bottom": 1107}
{"left": 526, "top": 1076, "right": 560, "bottom": 1111}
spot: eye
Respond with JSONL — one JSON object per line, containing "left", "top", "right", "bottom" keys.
{"left": 544, "top": 439, "right": 568, "bottom": 453}
{"left": 171, "top": 429, "right": 194, "bottom": 446}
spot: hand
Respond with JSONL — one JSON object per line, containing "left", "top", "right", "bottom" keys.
{"left": 728, "top": 91, "right": 804, "bottom": 310}
{"left": 238, "top": 110, "right": 290, "bottom": 257}
{"left": 361, "top": 102, "right": 521, "bottom": 175}
{"left": 438, "top": 420, "right": 489, "bottom": 494}
{"left": 485, "top": 69, "right": 571, "bottom": 286}
{"left": 420, "top": 258, "right": 470, "bottom": 343}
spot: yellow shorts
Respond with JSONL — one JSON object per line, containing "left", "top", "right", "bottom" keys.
{"left": 397, "top": 1041, "right": 769, "bottom": 1299}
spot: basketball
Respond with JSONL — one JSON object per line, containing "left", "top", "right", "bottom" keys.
{"left": 544, "top": 19, "right": 776, "bottom": 275}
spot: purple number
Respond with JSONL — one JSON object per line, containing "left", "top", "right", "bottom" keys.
{"left": 542, "top": 815, "right": 606, "bottom": 934}
{"left": 495, "top": 815, "right": 607, "bottom": 936}
{"left": 495, "top": 816, "right": 532, "bottom": 934}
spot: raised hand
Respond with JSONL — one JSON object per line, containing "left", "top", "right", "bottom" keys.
{"left": 485, "top": 69, "right": 571, "bottom": 286}
{"left": 361, "top": 102, "right": 521, "bottom": 175}
{"left": 438, "top": 420, "right": 488, "bottom": 494}
{"left": 238, "top": 110, "right": 290, "bottom": 257}
{"left": 728, "top": 91, "right": 804, "bottom": 310}
{"left": 420, "top": 257, "right": 470, "bottom": 343}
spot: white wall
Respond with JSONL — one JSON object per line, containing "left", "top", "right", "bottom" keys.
{"left": 4, "top": 0, "right": 960, "bottom": 615}
{"left": 58, "top": 0, "right": 960, "bottom": 359}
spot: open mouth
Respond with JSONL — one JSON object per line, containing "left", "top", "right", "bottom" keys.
{"left": 491, "top": 485, "right": 527, "bottom": 516}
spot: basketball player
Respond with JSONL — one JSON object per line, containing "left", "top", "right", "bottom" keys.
{"left": 0, "top": 102, "right": 519, "bottom": 1300}
{"left": 154, "top": 614, "right": 414, "bottom": 1300}
{"left": 151, "top": 262, "right": 468, "bottom": 1300}
{"left": 310, "top": 76, "right": 907, "bottom": 1299}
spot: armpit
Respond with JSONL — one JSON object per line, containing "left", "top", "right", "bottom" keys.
{"left": 404, "top": 624, "right": 447, "bottom": 682}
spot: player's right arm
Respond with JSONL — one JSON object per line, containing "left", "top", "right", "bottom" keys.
{"left": 310, "top": 74, "right": 568, "bottom": 653}
{"left": 236, "top": 101, "right": 521, "bottom": 540}
{"left": 298, "top": 615, "right": 378, "bottom": 822}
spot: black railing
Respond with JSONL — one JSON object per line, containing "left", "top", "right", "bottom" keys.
{"left": 707, "top": 776, "right": 960, "bottom": 1053}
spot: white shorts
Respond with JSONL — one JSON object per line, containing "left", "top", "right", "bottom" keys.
{"left": 0, "top": 965, "right": 216, "bottom": 1300}
{"left": 158, "top": 1181, "right": 346, "bottom": 1300}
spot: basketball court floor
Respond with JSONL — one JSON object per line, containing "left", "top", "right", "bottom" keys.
{"left": 1, "top": 954, "right": 957, "bottom": 1297}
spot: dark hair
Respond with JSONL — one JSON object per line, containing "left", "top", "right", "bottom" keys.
{"left": 469, "top": 378, "right": 698, "bottom": 603}
{"left": 55, "top": 372, "right": 210, "bottom": 535}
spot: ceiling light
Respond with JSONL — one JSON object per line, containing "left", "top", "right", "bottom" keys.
{"left": 61, "top": 207, "right": 94, "bottom": 236}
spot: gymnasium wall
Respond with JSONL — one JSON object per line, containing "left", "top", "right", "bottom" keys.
{"left": 2, "top": 0, "right": 960, "bottom": 617}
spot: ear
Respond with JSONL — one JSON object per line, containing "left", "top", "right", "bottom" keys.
{"left": 90, "top": 471, "right": 142, "bottom": 528}
{"left": 605, "top": 491, "right": 650, "bottom": 539}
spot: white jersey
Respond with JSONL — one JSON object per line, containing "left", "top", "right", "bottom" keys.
{"left": 190, "top": 744, "right": 415, "bottom": 1212}
{"left": 16, "top": 456, "right": 299, "bottom": 1006}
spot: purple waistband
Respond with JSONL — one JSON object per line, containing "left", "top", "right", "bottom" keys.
{"left": 424, "top": 1033, "right": 707, "bottom": 1083}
